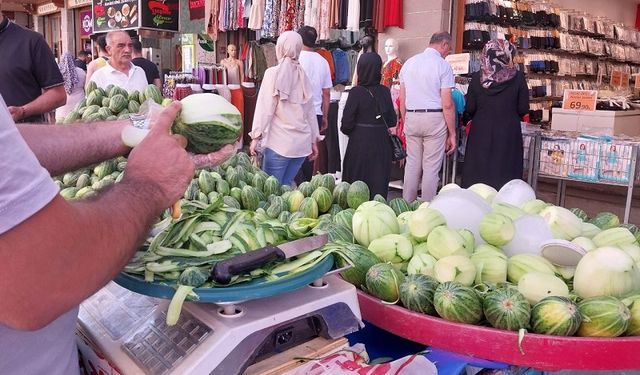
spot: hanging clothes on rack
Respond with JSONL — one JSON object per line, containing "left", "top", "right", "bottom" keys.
{"left": 207, "top": 0, "right": 220, "bottom": 41}
{"left": 248, "top": 0, "right": 265, "bottom": 30}
{"left": 338, "top": 0, "right": 349, "bottom": 29}
{"left": 383, "top": 0, "right": 403, "bottom": 28}
{"left": 346, "top": 0, "right": 360, "bottom": 31}
{"left": 304, "top": 0, "right": 320, "bottom": 30}
{"left": 372, "top": 0, "right": 385, "bottom": 31}
{"left": 319, "top": 0, "right": 332, "bottom": 40}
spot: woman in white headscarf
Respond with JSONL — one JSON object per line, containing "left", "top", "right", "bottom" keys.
{"left": 249, "top": 31, "right": 320, "bottom": 186}
{"left": 55, "top": 52, "right": 86, "bottom": 122}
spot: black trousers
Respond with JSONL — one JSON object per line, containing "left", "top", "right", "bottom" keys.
{"left": 295, "top": 115, "right": 323, "bottom": 185}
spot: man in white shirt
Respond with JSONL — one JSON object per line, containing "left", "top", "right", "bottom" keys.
{"left": 399, "top": 31, "right": 456, "bottom": 202}
{"left": 90, "top": 31, "right": 148, "bottom": 93}
{"left": 296, "top": 26, "right": 332, "bottom": 183}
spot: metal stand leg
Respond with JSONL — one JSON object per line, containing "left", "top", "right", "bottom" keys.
{"left": 559, "top": 180, "right": 567, "bottom": 207}
{"left": 624, "top": 147, "right": 638, "bottom": 224}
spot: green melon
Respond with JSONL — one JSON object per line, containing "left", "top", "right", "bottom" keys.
{"left": 144, "top": 84, "right": 163, "bottom": 104}
{"left": 108, "top": 94, "right": 128, "bottom": 114}
{"left": 333, "top": 208, "right": 355, "bottom": 229}
{"left": 569, "top": 208, "right": 589, "bottom": 222}
{"left": 399, "top": 274, "right": 439, "bottom": 315}
{"left": 81, "top": 104, "right": 100, "bottom": 120}
{"left": 318, "top": 174, "right": 336, "bottom": 192}
{"left": 216, "top": 179, "right": 230, "bottom": 196}
{"left": 85, "top": 80, "right": 97, "bottom": 93}
{"left": 298, "top": 181, "right": 314, "bottom": 197}
{"left": 223, "top": 195, "right": 241, "bottom": 209}
{"left": 328, "top": 203, "right": 342, "bottom": 217}
{"left": 226, "top": 168, "right": 240, "bottom": 188}
{"left": 109, "top": 86, "right": 128, "bottom": 99}
{"left": 433, "top": 281, "right": 483, "bottom": 324}
{"left": 347, "top": 180, "right": 370, "bottom": 209}
{"left": 128, "top": 100, "right": 140, "bottom": 114}
{"left": 128, "top": 89, "right": 140, "bottom": 103}
{"left": 530, "top": 296, "right": 582, "bottom": 336}
{"left": 589, "top": 212, "right": 621, "bottom": 230}
{"left": 365, "top": 262, "right": 405, "bottom": 303}
{"left": 86, "top": 90, "right": 103, "bottom": 107}
{"left": 483, "top": 287, "right": 531, "bottom": 331}
{"left": 410, "top": 200, "right": 422, "bottom": 210}
{"left": 622, "top": 294, "right": 640, "bottom": 336}
{"left": 252, "top": 173, "right": 266, "bottom": 191}
{"left": 389, "top": 198, "right": 411, "bottom": 216}
{"left": 334, "top": 242, "right": 381, "bottom": 288}
{"left": 263, "top": 176, "right": 281, "bottom": 196}
{"left": 266, "top": 196, "right": 286, "bottom": 219}
{"left": 333, "top": 181, "right": 351, "bottom": 209}
{"left": 241, "top": 185, "right": 260, "bottom": 211}
{"left": 230, "top": 187, "right": 242, "bottom": 202}
{"left": 287, "top": 190, "right": 305, "bottom": 212}
{"left": 326, "top": 223, "right": 354, "bottom": 243}
{"left": 373, "top": 194, "right": 387, "bottom": 204}
{"left": 577, "top": 296, "right": 630, "bottom": 337}
{"left": 310, "top": 174, "right": 323, "bottom": 190}
{"left": 299, "top": 197, "right": 319, "bottom": 219}
{"left": 311, "top": 187, "right": 333, "bottom": 214}
{"left": 198, "top": 171, "right": 217, "bottom": 194}
{"left": 278, "top": 210, "right": 291, "bottom": 223}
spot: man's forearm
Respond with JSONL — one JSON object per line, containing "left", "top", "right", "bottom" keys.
{"left": 23, "top": 85, "right": 66, "bottom": 119}
{"left": 321, "top": 90, "right": 330, "bottom": 120}
{"left": 0, "top": 179, "right": 164, "bottom": 330}
{"left": 18, "top": 120, "right": 129, "bottom": 176}
{"left": 443, "top": 107, "right": 456, "bottom": 136}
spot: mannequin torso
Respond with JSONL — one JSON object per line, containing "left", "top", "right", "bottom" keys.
{"left": 381, "top": 38, "right": 402, "bottom": 87}
{"left": 221, "top": 44, "right": 244, "bottom": 84}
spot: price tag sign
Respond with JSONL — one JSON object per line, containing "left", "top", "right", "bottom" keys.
{"left": 611, "top": 70, "right": 623, "bottom": 87}
{"left": 562, "top": 90, "right": 597, "bottom": 112}
{"left": 621, "top": 72, "right": 630, "bottom": 88}
{"left": 445, "top": 53, "right": 471, "bottom": 75}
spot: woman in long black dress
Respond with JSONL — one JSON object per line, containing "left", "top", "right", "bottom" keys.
{"left": 462, "top": 39, "right": 529, "bottom": 190}
{"left": 341, "top": 52, "right": 397, "bottom": 198}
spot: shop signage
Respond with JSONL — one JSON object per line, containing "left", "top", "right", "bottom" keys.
{"left": 37, "top": 2, "right": 60, "bottom": 15}
{"left": 189, "top": 0, "right": 205, "bottom": 20}
{"left": 610, "top": 70, "right": 630, "bottom": 88}
{"left": 93, "top": 0, "right": 139, "bottom": 32}
{"left": 80, "top": 10, "right": 93, "bottom": 36}
{"left": 562, "top": 90, "right": 597, "bottom": 112}
{"left": 67, "top": 0, "right": 92, "bottom": 9}
{"left": 445, "top": 53, "right": 470, "bottom": 75}
{"left": 140, "top": 0, "right": 179, "bottom": 32}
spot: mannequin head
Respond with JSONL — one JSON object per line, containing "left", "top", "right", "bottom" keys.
{"left": 384, "top": 38, "right": 398, "bottom": 61}
{"left": 227, "top": 44, "right": 237, "bottom": 59}
{"left": 359, "top": 35, "right": 375, "bottom": 53}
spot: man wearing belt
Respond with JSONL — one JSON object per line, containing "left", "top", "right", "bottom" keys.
{"left": 399, "top": 31, "right": 456, "bottom": 202}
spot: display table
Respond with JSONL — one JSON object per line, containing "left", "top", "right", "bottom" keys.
{"left": 357, "top": 290, "right": 640, "bottom": 372}
{"left": 551, "top": 109, "right": 640, "bottom": 136}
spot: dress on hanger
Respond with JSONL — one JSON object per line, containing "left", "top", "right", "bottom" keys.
{"left": 346, "top": 0, "right": 360, "bottom": 31}
{"left": 383, "top": 0, "right": 403, "bottom": 28}
{"left": 248, "top": 0, "right": 265, "bottom": 29}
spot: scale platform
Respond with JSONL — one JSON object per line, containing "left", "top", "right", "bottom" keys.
{"left": 77, "top": 275, "right": 361, "bottom": 375}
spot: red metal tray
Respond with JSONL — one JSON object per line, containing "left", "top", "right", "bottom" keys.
{"left": 357, "top": 290, "right": 640, "bottom": 371}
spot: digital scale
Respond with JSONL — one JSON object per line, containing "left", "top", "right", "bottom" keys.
{"left": 77, "top": 264, "right": 362, "bottom": 375}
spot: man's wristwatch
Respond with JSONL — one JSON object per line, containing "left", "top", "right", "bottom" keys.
{"left": 129, "top": 114, "right": 151, "bottom": 129}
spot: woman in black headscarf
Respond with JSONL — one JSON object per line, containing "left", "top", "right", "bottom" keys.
{"left": 341, "top": 52, "right": 397, "bottom": 198}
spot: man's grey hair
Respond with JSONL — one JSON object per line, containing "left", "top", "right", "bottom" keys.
{"left": 429, "top": 31, "right": 452, "bottom": 45}
{"left": 105, "top": 30, "right": 130, "bottom": 46}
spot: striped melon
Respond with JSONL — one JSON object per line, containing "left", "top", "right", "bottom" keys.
{"left": 347, "top": 180, "right": 370, "bottom": 209}
{"left": 365, "top": 263, "right": 405, "bottom": 303}
{"left": 299, "top": 197, "right": 319, "bottom": 219}
{"left": 483, "top": 287, "right": 531, "bottom": 331}
{"left": 577, "top": 296, "right": 630, "bottom": 337}
{"left": 531, "top": 296, "right": 582, "bottom": 336}
{"left": 333, "top": 181, "right": 350, "bottom": 209}
{"left": 144, "top": 84, "right": 163, "bottom": 104}
{"left": 433, "top": 281, "right": 483, "bottom": 324}
{"left": 389, "top": 198, "right": 411, "bottom": 216}
{"left": 400, "top": 274, "right": 439, "bottom": 315}
{"left": 311, "top": 187, "right": 333, "bottom": 213}
{"left": 108, "top": 94, "right": 128, "bottom": 114}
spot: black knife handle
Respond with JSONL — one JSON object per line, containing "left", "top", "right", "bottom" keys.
{"left": 211, "top": 246, "right": 286, "bottom": 284}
